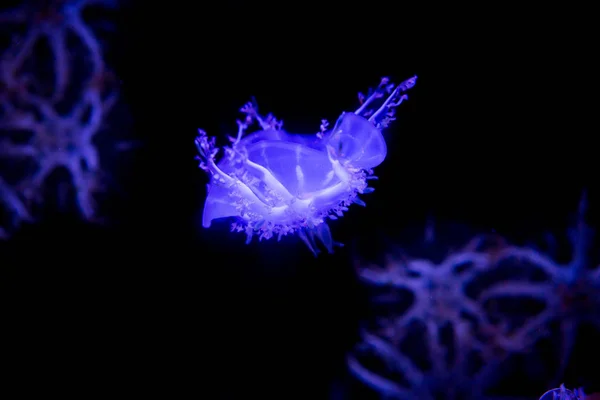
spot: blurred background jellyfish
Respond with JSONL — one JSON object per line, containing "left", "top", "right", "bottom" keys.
{"left": 0, "top": 0, "right": 133, "bottom": 237}
{"left": 346, "top": 193, "right": 600, "bottom": 399}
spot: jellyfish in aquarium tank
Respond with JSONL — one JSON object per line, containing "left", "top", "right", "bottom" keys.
{"left": 195, "top": 76, "right": 416, "bottom": 255}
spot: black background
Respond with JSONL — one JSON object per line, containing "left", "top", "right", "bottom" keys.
{"left": 4, "top": 1, "right": 597, "bottom": 398}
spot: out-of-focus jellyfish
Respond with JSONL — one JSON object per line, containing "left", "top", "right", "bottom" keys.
{"left": 0, "top": 0, "right": 132, "bottom": 237}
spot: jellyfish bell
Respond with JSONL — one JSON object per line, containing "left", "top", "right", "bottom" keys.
{"left": 325, "top": 112, "right": 387, "bottom": 170}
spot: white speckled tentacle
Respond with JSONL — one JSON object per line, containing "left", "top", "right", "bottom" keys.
{"left": 206, "top": 158, "right": 285, "bottom": 218}
{"left": 243, "top": 159, "right": 294, "bottom": 202}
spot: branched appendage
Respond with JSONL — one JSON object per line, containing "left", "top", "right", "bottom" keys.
{"left": 239, "top": 98, "right": 283, "bottom": 131}
{"left": 316, "top": 119, "right": 329, "bottom": 139}
{"left": 355, "top": 76, "right": 417, "bottom": 129}
{"left": 195, "top": 129, "right": 220, "bottom": 174}
{"left": 349, "top": 197, "right": 598, "bottom": 398}
{"left": 227, "top": 119, "right": 247, "bottom": 148}
{"left": 0, "top": 0, "right": 126, "bottom": 237}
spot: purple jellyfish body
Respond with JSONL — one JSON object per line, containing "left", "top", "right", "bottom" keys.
{"left": 195, "top": 76, "right": 416, "bottom": 255}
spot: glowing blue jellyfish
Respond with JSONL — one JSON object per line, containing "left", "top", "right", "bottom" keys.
{"left": 195, "top": 76, "right": 416, "bottom": 255}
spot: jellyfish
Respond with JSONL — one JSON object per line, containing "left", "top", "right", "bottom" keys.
{"left": 195, "top": 76, "right": 417, "bottom": 255}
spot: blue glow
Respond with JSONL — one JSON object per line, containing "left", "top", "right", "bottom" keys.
{"left": 195, "top": 76, "right": 417, "bottom": 255}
